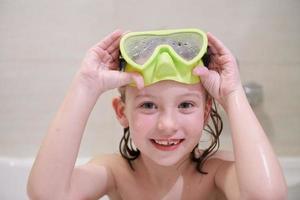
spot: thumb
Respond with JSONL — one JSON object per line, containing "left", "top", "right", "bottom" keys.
{"left": 128, "top": 72, "right": 144, "bottom": 89}
{"left": 193, "top": 66, "right": 220, "bottom": 98}
{"left": 112, "top": 71, "right": 144, "bottom": 89}
{"left": 193, "top": 66, "right": 210, "bottom": 79}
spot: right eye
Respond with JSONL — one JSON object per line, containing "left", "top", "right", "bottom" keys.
{"left": 140, "top": 102, "right": 157, "bottom": 110}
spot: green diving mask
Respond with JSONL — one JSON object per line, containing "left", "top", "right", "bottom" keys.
{"left": 119, "top": 28, "right": 208, "bottom": 86}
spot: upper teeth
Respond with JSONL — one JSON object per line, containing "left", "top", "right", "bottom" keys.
{"left": 154, "top": 139, "right": 180, "bottom": 146}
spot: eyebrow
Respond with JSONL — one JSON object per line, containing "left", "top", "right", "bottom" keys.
{"left": 178, "top": 92, "right": 203, "bottom": 99}
{"left": 134, "top": 94, "right": 158, "bottom": 99}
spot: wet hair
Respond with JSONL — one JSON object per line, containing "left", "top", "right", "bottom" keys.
{"left": 118, "top": 47, "right": 223, "bottom": 174}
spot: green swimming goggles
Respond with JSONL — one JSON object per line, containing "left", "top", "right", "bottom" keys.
{"left": 119, "top": 28, "right": 209, "bottom": 86}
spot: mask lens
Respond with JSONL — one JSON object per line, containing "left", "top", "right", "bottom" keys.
{"left": 123, "top": 35, "right": 158, "bottom": 65}
{"left": 168, "top": 32, "right": 202, "bottom": 61}
{"left": 123, "top": 32, "right": 204, "bottom": 65}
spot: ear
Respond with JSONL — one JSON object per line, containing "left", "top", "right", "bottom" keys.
{"left": 112, "top": 97, "right": 129, "bottom": 128}
{"left": 204, "top": 97, "right": 212, "bottom": 125}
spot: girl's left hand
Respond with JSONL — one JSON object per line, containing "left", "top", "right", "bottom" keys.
{"left": 193, "top": 32, "right": 243, "bottom": 108}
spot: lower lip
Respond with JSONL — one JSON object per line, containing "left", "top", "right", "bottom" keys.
{"left": 150, "top": 139, "right": 184, "bottom": 151}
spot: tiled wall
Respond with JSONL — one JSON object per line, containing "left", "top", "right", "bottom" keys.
{"left": 1, "top": 0, "right": 299, "bottom": 157}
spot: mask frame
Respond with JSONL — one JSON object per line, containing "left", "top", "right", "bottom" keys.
{"left": 119, "top": 29, "right": 208, "bottom": 86}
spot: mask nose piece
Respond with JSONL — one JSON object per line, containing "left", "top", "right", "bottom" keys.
{"left": 154, "top": 52, "right": 177, "bottom": 80}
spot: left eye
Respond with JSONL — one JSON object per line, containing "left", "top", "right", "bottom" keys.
{"left": 178, "top": 102, "right": 194, "bottom": 109}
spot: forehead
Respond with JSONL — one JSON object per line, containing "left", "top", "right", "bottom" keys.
{"left": 125, "top": 80, "right": 206, "bottom": 100}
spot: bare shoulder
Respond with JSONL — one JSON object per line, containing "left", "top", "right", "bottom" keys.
{"left": 89, "top": 153, "right": 133, "bottom": 175}
{"left": 201, "top": 150, "right": 235, "bottom": 171}
{"left": 208, "top": 150, "right": 240, "bottom": 199}
{"left": 201, "top": 150, "right": 236, "bottom": 182}
{"left": 88, "top": 153, "right": 130, "bottom": 179}
{"left": 210, "top": 150, "right": 235, "bottom": 162}
{"left": 89, "top": 153, "right": 126, "bottom": 166}
{"left": 65, "top": 154, "right": 126, "bottom": 199}
{"left": 88, "top": 153, "right": 134, "bottom": 198}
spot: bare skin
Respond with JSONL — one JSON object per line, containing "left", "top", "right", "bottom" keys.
{"left": 89, "top": 151, "right": 234, "bottom": 200}
{"left": 27, "top": 30, "right": 287, "bottom": 200}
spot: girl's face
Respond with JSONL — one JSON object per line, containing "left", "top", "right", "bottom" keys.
{"left": 121, "top": 81, "right": 209, "bottom": 166}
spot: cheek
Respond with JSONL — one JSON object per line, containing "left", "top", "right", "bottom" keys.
{"left": 182, "top": 111, "right": 205, "bottom": 138}
{"left": 128, "top": 113, "right": 158, "bottom": 151}
{"left": 128, "top": 112, "right": 157, "bottom": 138}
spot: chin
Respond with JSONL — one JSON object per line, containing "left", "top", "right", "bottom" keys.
{"left": 146, "top": 150, "right": 190, "bottom": 167}
{"left": 155, "top": 157, "right": 186, "bottom": 167}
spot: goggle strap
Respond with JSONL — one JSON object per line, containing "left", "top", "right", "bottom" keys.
{"left": 119, "top": 53, "right": 126, "bottom": 71}
{"left": 202, "top": 46, "right": 212, "bottom": 67}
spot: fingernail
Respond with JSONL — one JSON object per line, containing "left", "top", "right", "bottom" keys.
{"left": 193, "top": 66, "right": 207, "bottom": 76}
{"left": 193, "top": 66, "right": 202, "bottom": 74}
{"left": 131, "top": 73, "right": 144, "bottom": 89}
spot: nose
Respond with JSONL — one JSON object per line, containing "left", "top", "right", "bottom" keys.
{"left": 157, "top": 110, "right": 178, "bottom": 135}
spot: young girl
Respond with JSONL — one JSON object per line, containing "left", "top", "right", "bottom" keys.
{"left": 27, "top": 29, "right": 287, "bottom": 200}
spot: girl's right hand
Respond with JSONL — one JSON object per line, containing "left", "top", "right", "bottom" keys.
{"left": 76, "top": 30, "right": 144, "bottom": 96}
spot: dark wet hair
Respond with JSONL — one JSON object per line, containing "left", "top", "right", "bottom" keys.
{"left": 118, "top": 47, "right": 223, "bottom": 174}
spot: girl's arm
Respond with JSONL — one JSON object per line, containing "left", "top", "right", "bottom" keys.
{"left": 27, "top": 79, "right": 106, "bottom": 199}
{"left": 217, "top": 86, "right": 287, "bottom": 200}
{"left": 27, "top": 30, "right": 143, "bottom": 199}
{"left": 193, "top": 33, "right": 287, "bottom": 200}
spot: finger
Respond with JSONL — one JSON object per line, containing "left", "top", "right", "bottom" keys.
{"left": 107, "top": 30, "right": 131, "bottom": 55}
{"left": 112, "top": 71, "right": 144, "bottom": 89}
{"left": 96, "top": 29, "right": 123, "bottom": 50}
{"left": 207, "top": 43, "right": 218, "bottom": 55}
{"left": 216, "top": 54, "right": 234, "bottom": 65}
{"left": 207, "top": 32, "right": 231, "bottom": 55}
{"left": 122, "top": 30, "right": 131, "bottom": 36}
{"left": 106, "top": 35, "right": 122, "bottom": 54}
{"left": 129, "top": 72, "right": 144, "bottom": 89}
{"left": 105, "top": 30, "right": 131, "bottom": 69}
{"left": 193, "top": 66, "right": 210, "bottom": 78}
{"left": 208, "top": 63, "right": 222, "bottom": 73}
{"left": 193, "top": 66, "right": 220, "bottom": 97}
{"left": 107, "top": 51, "right": 120, "bottom": 70}
{"left": 110, "top": 48, "right": 120, "bottom": 61}
{"left": 90, "top": 46, "right": 113, "bottom": 63}
{"left": 107, "top": 59, "right": 120, "bottom": 70}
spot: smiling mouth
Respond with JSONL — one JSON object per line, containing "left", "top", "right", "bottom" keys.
{"left": 150, "top": 139, "right": 184, "bottom": 151}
